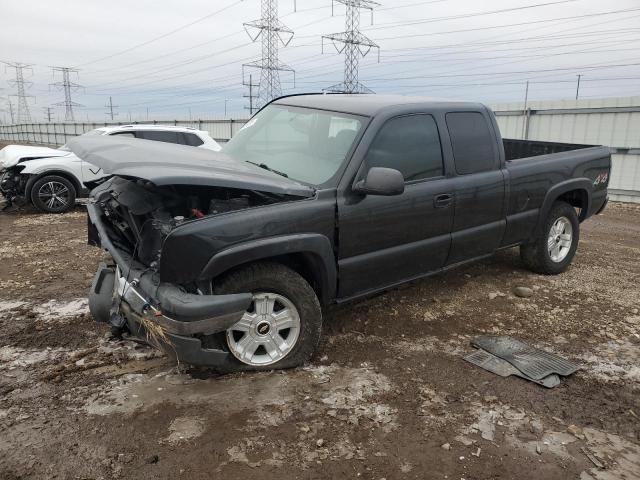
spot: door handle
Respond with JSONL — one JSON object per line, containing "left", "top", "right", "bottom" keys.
{"left": 434, "top": 193, "right": 453, "bottom": 208}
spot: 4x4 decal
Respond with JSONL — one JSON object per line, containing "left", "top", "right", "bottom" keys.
{"left": 594, "top": 172, "right": 608, "bottom": 186}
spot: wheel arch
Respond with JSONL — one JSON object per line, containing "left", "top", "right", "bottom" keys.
{"left": 25, "top": 170, "right": 82, "bottom": 200}
{"left": 536, "top": 179, "right": 592, "bottom": 234}
{"left": 200, "top": 234, "right": 337, "bottom": 306}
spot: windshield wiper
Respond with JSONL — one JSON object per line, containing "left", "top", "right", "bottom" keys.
{"left": 246, "top": 160, "right": 288, "bottom": 178}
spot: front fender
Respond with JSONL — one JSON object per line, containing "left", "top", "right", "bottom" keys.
{"left": 18, "top": 155, "right": 82, "bottom": 177}
{"left": 199, "top": 234, "right": 337, "bottom": 304}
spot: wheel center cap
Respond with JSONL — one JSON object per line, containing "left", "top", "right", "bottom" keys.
{"left": 256, "top": 321, "right": 271, "bottom": 336}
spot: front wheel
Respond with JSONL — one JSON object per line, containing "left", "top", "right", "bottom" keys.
{"left": 213, "top": 262, "right": 322, "bottom": 371}
{"left": 520, "top": 201, "right": 580, "bottom": 275}
{"left": 30, "top": 175, "right": 76, "bottom": 213}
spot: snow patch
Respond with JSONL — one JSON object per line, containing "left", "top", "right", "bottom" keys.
{"left": 0, "top": 346, "right": 69, "bottom": 369}
{"left": 0, "top": 300, "right": 27, "bottom": 313}
{"left": 34, "top": 298, "right": 89, "bottom": 321}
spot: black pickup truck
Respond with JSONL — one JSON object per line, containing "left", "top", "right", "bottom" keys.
{"left": 74, "top": 94, "right": 610, "bottom": 371}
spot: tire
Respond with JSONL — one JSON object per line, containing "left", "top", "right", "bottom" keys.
{"left": 213, "top": 262, "right": 322, "bottom": 372}
{"left": 30, "top": 175, "right": 76, "bottom": 213}
{"left": 520, "top": 201, "right": 580, "bottom": 275}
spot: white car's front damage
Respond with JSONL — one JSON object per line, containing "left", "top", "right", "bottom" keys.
{"left": 0, "top": 145, "right": 75, "bottom": 209}
{"left": 0, "top": 144, "right": 71, "bottom": 170}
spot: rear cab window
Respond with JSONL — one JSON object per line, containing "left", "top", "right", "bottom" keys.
{"left": 445, "top": 112, "right": 497, "bottom": 175}
{"left": 365, "top": 114, "right": 444, "bottom": 182}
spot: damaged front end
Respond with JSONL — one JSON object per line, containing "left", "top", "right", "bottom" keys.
{"left": 87, "top": 176, "right": 296, "bottom": 367}
{"left": 0, "top": 166, "right": 29, "bottom": 208}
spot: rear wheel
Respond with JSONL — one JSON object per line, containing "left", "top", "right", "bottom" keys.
{"left": 30, "top": 175, "right": 76, "bottom": 213}
{"left": 520, "top": 201, "right": 579, "bottom": 274}
{"left": 213, "top": 262, "right": 322, "bottom": 371}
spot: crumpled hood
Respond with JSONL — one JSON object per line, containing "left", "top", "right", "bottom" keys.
{"left": 0, "top": 144, "right": 70, "bottom": 169}
{"left": 67, "top": 135, "right": 314, "bottom": 198}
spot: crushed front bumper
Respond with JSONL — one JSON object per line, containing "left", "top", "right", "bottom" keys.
{"left": 87, "top": 203, "right": 252, "bottom": 367}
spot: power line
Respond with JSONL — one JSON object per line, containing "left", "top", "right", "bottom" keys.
{"left": 243, "top": 0, "right": 295, "bottom": 108}
{"left": 75, "top": 0, "right": 244, "bottom": 68}
{"left": 2, "top": 61, "right": 34, "bottom": 123}
{"left": 87, "top": 9, "right": 640, "bottom": 100}
{"left": 51, "top": 67, "right": 83, "bottom": 122}
{"left": 378, "top": 0, "right": 445, "bottom": 11}
{"left": 366, "top": 0, "right": 579, "bottom": 30}
{"left": 372, "top": 7, "right": 640, "bottom": 39}
{"left": 322, "top": 0, "right": 381, "bottom": 94}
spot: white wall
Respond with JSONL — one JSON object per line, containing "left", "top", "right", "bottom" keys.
{"left": 491, "top": 96, "right": 640, "bottom": 202}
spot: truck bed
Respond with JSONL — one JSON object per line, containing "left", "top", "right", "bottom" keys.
{"left": 503, "top": 138, "right": 597, "bottom": 161}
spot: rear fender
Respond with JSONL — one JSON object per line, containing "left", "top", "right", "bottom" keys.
{"left": 536, "top": 178, "right": 592, "bottom": 234}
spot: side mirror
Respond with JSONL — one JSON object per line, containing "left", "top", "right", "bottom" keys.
{"left": 353, "top": 167, "right": 405, "bottom": 196}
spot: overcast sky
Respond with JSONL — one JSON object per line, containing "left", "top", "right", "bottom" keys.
{"left": 1, "top": 0, "right": 639, "bottom": 122}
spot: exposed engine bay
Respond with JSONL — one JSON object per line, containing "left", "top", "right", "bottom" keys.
{"left": 0, "top": 167, "right": 29, "bottom": 207}
{"left": 91, "top": 176, "right": 295, "bottom": 269}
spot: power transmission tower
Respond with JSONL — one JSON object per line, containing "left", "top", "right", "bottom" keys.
{"left": 50, "top": 67, "right": 83, "bottom": 122}
{"left": 105, "top": 96, "right": 118, "bottom": 121}
{"left": 3, "top": 62, "right": 34, "bottom": 122}
{"left": 243, "top": 73, "right": 260, "bottom": 115}
{"left": 243, "top": 0, "right": 295, "bottom": 109}
{"left": 322, "top": 0, "right": 381, "bottom": 94}
{"left": 43, "top": 106, "right": 54, "bottom": 122}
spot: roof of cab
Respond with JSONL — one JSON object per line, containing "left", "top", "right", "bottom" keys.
{"left": 273, "top": 94, "right": 484, "bottom": 117}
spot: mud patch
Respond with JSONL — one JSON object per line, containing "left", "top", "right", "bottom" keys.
{"left": 163, "top": 416, "right": 206, "bottom": 445}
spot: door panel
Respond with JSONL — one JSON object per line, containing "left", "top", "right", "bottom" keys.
{"left": 337, "top": 178, "right": 455, "bottom": 298}
{"left": 444, "top": 111, "right": 506, "bottom": 265}
{"left": 447, "top": 170, "right": 506, "bottom": 265}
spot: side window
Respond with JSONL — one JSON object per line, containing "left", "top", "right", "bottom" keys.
{"left": 365, "top": 115, "right": 443, "bottom": 182}
{"left": 109, "top": 132, "right": 135, "bottom": 138}
{"left": 137, "top": 130, "right": 182, "bottom": 144}
{"left": 182, "top": 132, "right": 204, "bottom": 147}
{"left": 445, "top": 112, "right": 496, "bottom": 175}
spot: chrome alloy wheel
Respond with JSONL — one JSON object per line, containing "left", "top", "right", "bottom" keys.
{"left": 547, "top": 216, "right": 573, "bottom": 263}
{"left": 38, "top": 181, "right": 70, "bottom": 210}
{"left": 226, "top": 292, "right": 301, "bottom": 366}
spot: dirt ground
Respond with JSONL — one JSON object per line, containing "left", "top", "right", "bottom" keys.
{"left": 0, "top": 197, "right": 638, "bottom": 479}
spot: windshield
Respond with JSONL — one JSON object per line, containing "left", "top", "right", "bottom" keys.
{"left": 59, "top": 129, "right": 106, "bottom": 151}
{"left": 223, "top": 104, "right": 365, "bottom": 186}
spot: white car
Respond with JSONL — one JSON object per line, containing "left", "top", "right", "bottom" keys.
{"left": 0, "top": 125, "right": 221, "bottom": 213}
